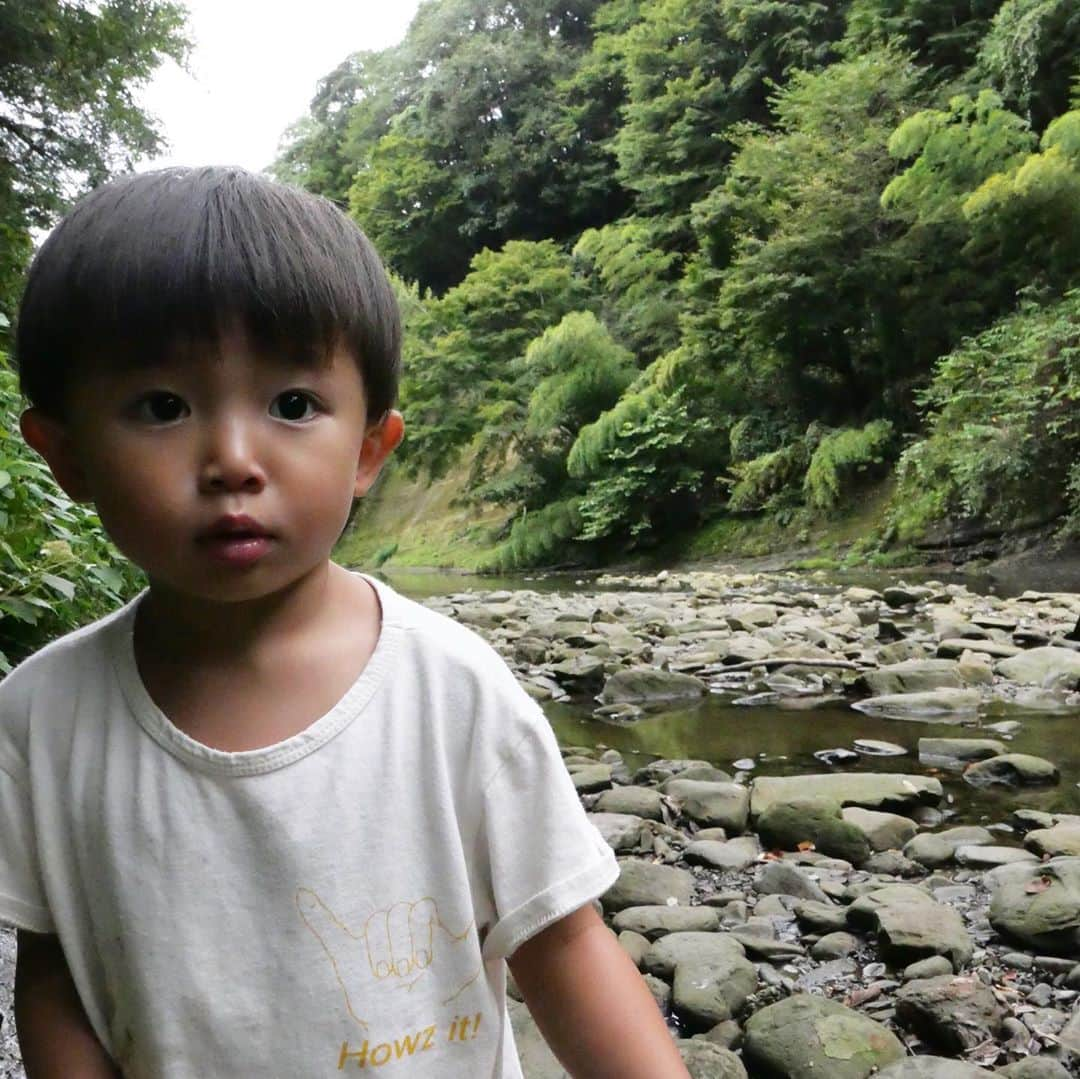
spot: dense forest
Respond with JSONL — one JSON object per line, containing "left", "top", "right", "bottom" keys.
{"left": 274, "top": 0, "right": 1080, "bottom": 571}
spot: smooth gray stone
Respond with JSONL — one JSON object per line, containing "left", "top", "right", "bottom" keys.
{"left": 751, "top": 774, "right": 943, "bottom": 821}
{"left": 602, "top": 859, "right": 695, "bottom": 913}
{"left": 743, "top": 994, "right": 904, "bottom": 1078}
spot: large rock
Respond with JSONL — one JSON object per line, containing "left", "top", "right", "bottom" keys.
{"left": 612, "top": 906, "right": 720, "bottom": 939}
{"left": 987, "top": 856, "right": 1080, "bottom": 955}
{"left": 758, "top": 799, "right": 870, "bottom": 865}
{"left": 859, "top": 659, "right": 963, "bottom": 696}
{"left": 894, "top": 974, "right": 1004, "bottom": 1053}
{"left": 846, "top": 884, "right": 935, "bottom": 932}
{"left": 684, "top": 836, "right": 761, "bottom": 871}
{"left": 569, "top": 763, "right": 613, "bottom": 793}
{"left": 903, "top": 827, "right": 994, "bottom": 869}
{"left": 842, "top": 807, "right": 918, "bottom": 852}
{"left": 594, "top": 785, "right": 664, "bottom": 820}
{"left": 665, "top": 780, "right": 750, "bottom": 833}
{"left": 643, "top": 931, "right": 746, "bottom": 979}
{"left": 996, "top": 1060, "right": 1073, "bottom": 1078}
{"left": 963, "top": 753, "right": 1060, "bottom": 787}
{"left": 672, "top": 948, "right": 758, "bottom": 1029}
{"left": 917, "top": 737, "right": 1006, "bottom": 767}
{"left": 755, "top": 861, "right": 830, "bottom": 904}
{"left": 1025, "top": 823, "right": 1080, "bottom": 858}
{"left": 751, "top": 774, "right": 942, "bottom": 818}
{"left": 742, "top": 994, "right": 904, "bottom": 1078}
{"left": 588, "top": 812, "right": 648, "bottom": 852}
{"left": 600, "top": 667, "right": 709, "bottom": 704}
{"left": 633, "top": 758, "right": 715, "bottom": 785}
{"left": 874, "top": 900, "right": 973, "bottom": 969}
{"left": 677, "top": 1040, "right": 748, "bottom": 1079}
{"left": 853, "top": 688, "right": 981, "bottom": 719}
{"left": 602, "top": 860, "right": 695, "bottom": 912}
{"left": 996, "top": 646, "right": 1080, "bottom": 689}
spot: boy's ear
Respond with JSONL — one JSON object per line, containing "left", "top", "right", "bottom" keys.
{"left": 354, "top": 410, "right": 404, "bottom": 497}
{"left": 20, "top": 408, "right": 94, "bottom": 502}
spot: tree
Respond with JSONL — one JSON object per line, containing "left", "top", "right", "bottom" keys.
{"left": 0, "top": 0, "right": 189, "bottom": 314}
{"left": 975, "top": 0, "right": 1080, "bottom": 130}
{"left": 399, "top": 240, "right": 589, "bottom": 473}
{"left": 283, "top": 0, "right": 619, "bottom": 294}
{"left": 697, "top": 51, "right": 925, "bottom": 422}
{"left": 612, "top": 0, "right": 850, "bottom": 241}
{"left": 845, "top": 0, "right": 1007, "bottom": 81}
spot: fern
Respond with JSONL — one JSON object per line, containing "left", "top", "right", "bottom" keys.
{"left": 803, "top": 420, "right": 895, "bottom": 510}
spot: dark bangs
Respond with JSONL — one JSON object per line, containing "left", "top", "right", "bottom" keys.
{"left": 15, "top": 167, "right": 401, "bottom": 420}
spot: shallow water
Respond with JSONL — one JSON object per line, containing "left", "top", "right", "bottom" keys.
{"left": 381, "top": 567, "right": 1080, "bottom": 827}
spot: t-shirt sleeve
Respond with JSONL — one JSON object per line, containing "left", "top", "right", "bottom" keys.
{"left": 0, "top": 743, "right": 54, "bottom": 934}
{"left": 475, "top": 703, "right": 619, "bottom": 962}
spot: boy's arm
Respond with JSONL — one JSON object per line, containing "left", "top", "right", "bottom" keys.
{"left": 14, "top": 931, "right": 122, "bottom": 1078}
{"left": 508, "top": 904, "right": 692, "bottom": 1079}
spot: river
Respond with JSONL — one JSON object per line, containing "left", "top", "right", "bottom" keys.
{"left": 380, "top": 566, "right": 1080, "bottom": 828}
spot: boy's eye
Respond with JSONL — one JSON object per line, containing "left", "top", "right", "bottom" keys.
{"left": 270, "top": 391, "right": 318, "bottom": 422}
{"left": 135, "top": 392, "right": 189, "bottom": 423}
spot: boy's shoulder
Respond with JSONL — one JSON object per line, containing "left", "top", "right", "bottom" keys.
{"left": 368, "top": 576, "right": 535, "bottom": 705}
{"left": 2, "top": 598, "right": 134, "bottom": 697}
{"left": 0, "top": 598, "right": 136, "bottom": 761}
{"left": 373, "top": 577, "right": 508, "bottom": 665}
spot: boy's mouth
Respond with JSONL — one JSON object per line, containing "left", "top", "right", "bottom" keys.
{"left": 197, "top": 515, "right": 275, "bottom": 567}
{"left": 198, "top": 514, "right": 273, "bottom": 541}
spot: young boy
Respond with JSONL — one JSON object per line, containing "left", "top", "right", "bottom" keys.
{"left": 0, "top": 168, "right": 691, "bottom": 1078}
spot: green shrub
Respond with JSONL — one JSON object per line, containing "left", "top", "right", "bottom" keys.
{"left": 491, "top": 498, "right": 585, "bottom": 570}
{"left": 0, "top": 352, "right": 142, "bottom": 671}
{"left": 803, "top": 419, "right": 895, "bottom": 511}
{"left": 889, "top": 289, "right": 1080, "bottom": 540}
{"left": 728, "top": 439, "right": 812, "bottom": 512}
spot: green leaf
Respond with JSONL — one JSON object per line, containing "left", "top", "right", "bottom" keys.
{"left": 42, "top": 573, "right": 77, "bottom": 600}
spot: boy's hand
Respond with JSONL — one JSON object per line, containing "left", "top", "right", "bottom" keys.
{"left": 14, "top": 931, "right": 122, "bottom": 1078}
{"left": 508, "top": 905, "right": 692, "bottom": 1078}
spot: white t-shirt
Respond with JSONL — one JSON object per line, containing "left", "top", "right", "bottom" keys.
{"left": 0, "top": 576, "right": 618, "bottom": 1077}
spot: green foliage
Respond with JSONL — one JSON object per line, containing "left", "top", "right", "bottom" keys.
{"left": 961, "top": 109, "right": 1080, "bottom": 289}
{"left": 0, "top": 355, "right": 142, "bottom": 671}
{"left": 703, "top": 50, "right": 926, "bottom": 418}
{"left": 845, "top": 0, "right": 1006, "bottom": 79}
{"left": 571, "top": 388, "right": 714, "bottom": 542}
{"left": 611, "top": 0, "right": 847, "bottom": 235}
{"left": 890, "top": 289, "right": 1080, "bottom": 539}
{"left": 572, "top": 219, "right": 682, "bottom": 359}
{"left": 523, "top": 312, "right": 636, "bottom": 438}
{"left": 975, "top": 0, "right": 1080, "bottom": 128}
{"left": 881, "top": 91, "right": 1036, "bottom": 225}
{"left": 289, "top": 0, "right": 1080, "bottom": 567}
{"left": 399, "top": 240, "right": 588, "bottom": 474}
{"left": 0, "top": 0, "right": 189, "bottom": 316}
{"left": 803, "top": 420, "right": 896, "bottom": 510}
{"left": 283, "top": 0, "right": 621, "bottom": 294}
{"left": 728, "top": 438, "right": 813, "bottom": 512}
{"left": 491, "top": 498, "right": 586, "bottom": 569}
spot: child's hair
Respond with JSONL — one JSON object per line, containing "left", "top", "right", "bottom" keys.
{"left": 15, "top": 166, "right": 401, "bottom": 422}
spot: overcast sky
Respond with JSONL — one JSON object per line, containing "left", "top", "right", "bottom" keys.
{"left": 137, "top": 0, "right": 423, "bottom": 174}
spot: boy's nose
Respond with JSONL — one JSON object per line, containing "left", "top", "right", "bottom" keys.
{"left": 198, "top": 420, "right": 267, "bottom": 494}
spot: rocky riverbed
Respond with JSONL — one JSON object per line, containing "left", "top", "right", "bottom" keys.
{"left": 2, "top": 569, "right": 1079, "bottom": 1076}
{"left": 430, "top": 568, "right": 1080, "bottom": 1076}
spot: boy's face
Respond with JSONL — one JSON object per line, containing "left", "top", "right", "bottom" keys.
{"left": 21, "top": 330, "right": 402, "bottom": 605}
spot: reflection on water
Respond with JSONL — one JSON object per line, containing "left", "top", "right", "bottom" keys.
{"left": 381, "top": 568, "right": 1080, "bottom": 826}
{"left": 544, "top": 694, "right": 1080, "bottom": 826}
